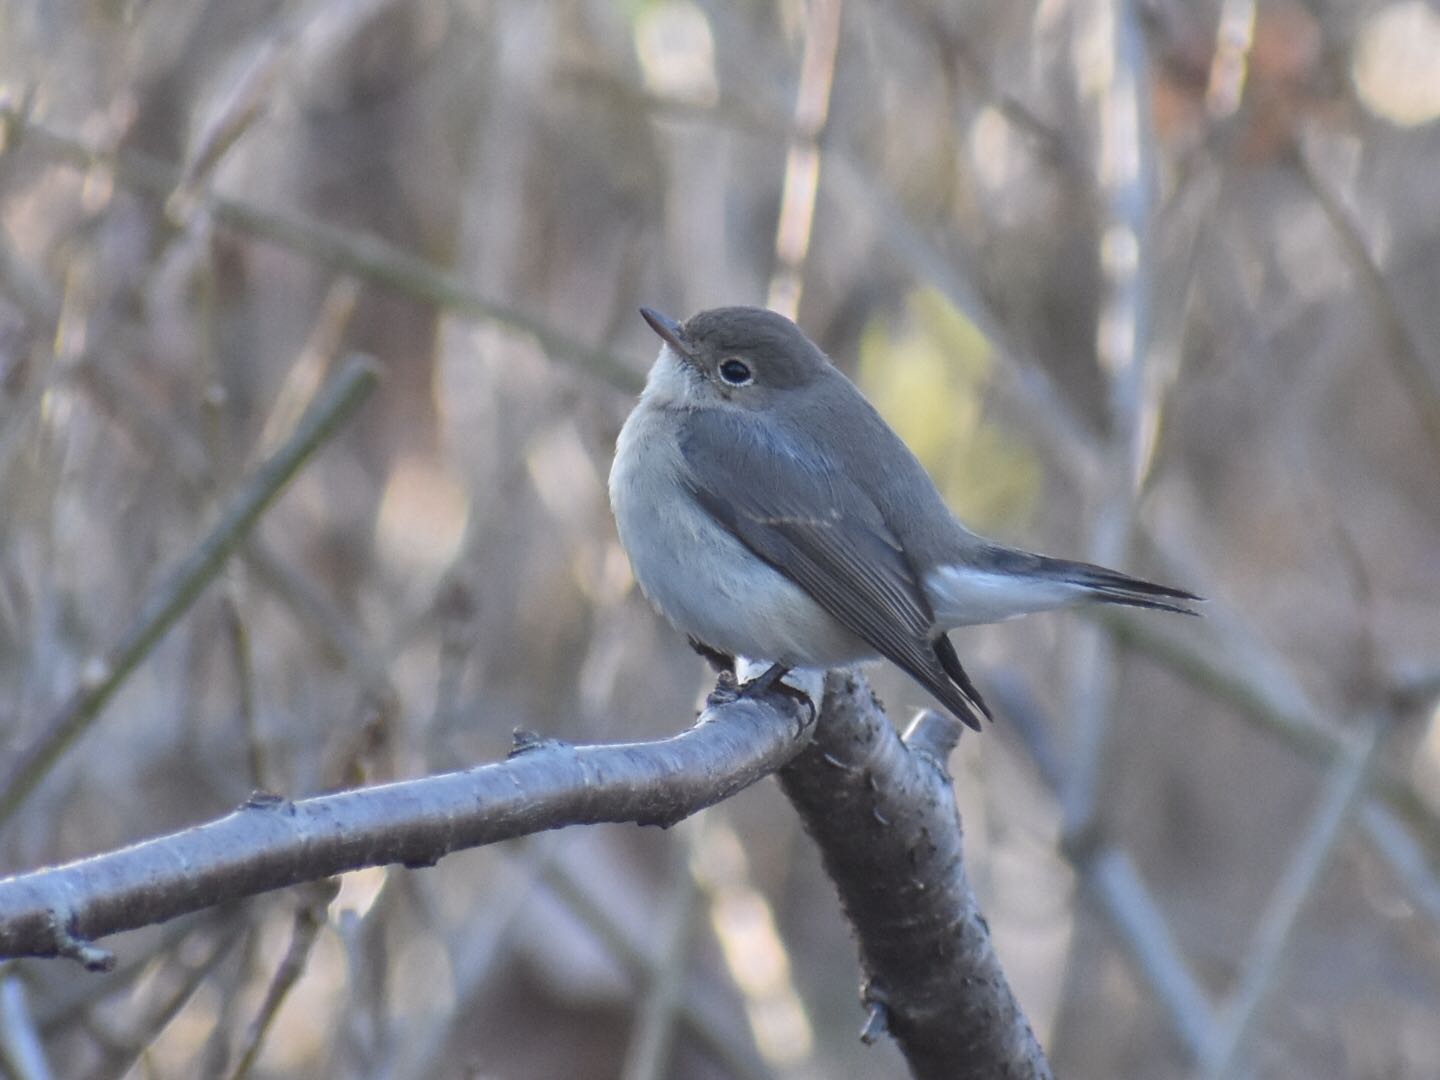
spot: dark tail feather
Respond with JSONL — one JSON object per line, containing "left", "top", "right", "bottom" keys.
{"left": 1048, "top": 557, "right": 1204, "bottom": 617}
{"left": 982, "top": 545, "right": 1204, "bottom": 617}
{"left": 916, "top": 558, "right": 1199, "bottom": 731}
{"left": 934, "top": 636, "right": 992, "bottom": 730}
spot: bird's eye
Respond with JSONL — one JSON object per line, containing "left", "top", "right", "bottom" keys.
{"left": 718, "top": 358, "right": 753, "bottom": 386}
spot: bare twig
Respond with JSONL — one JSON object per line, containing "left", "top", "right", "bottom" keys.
{"left": 0, "top": 688, "right": 813, "bottom": 963}
{"left": 0, "top": 226, "right": 72, "bottom": 483}
{"left": 1081, "top": 848, "right": 1217, "bottom": 1062}
{"left": 766, "top": 0, "right": 842, "bottom": 318}
{"left": 85, "top": 926, "right": 243, "bottom": 1080}
{"left": 254, "top": 278, "right": 362, "bottom": 461}
{"left": 33, "top": 911, "right": 234, "bottom": 1037}
{"left": 77, "top": 344, "right": 399, "bottom": 700}
{"left": 1200, "top": 721, "right": 1383, "bottom": 1078}
{"left": 778, "top": 674, "right": 1053, "bottom": 1080}
{"left": 0, "top": 976, "right": 53, "bottom": 1080}
{"left": 987, "top": 671, "right": 1220, "bottom": 1062}
{"left": 221, "top": 591, "right": 268, "bottom": 791}
{"left": 1205, "top": 0, "right": 1257, "bottom": 120}
{"left": 241, "top": 538, "right": 396, "bottom": 695}
{"left": 544, "top": 851, "right": 774, "bottom": 1080}
{"left": 0, "top": 107, "right": 642, "bottom": 393}
{"left": 1293, "top": 139, "right": 1440, "bottom": 463}
{"left": 225, "top": 879, "right": 341, "bottom": 1080}
{"left": 1063, "top": 0, "right": 1158, "bottom": 843}
{"left": 619, "top": 829, "right": 701, "bottom": 1080}
{"left": 996, "top": 643, "right": 1440, "bottom": 1067}
{"left": 377, "top": 839, "right": 561, "bottom": 1080}
{"left": 886, "top": 0, "right": 1075, "bottom": 172}
{"left": 688, "top": 810, "right": 813, "bottom": 1071}
{"left": 200, "top": 919, "right": 262, "bottom": 1076}
{"left": 0, "top": 356, "right": 381, "bottom": 829}
{"left": 1361, "top": 805, "right": 1440, "bottom": 933}
{"left": 1103, "top": 609, "right": 1440, "bottom": 853}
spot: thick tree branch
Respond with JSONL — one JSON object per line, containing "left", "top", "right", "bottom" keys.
{"left": 779, "top": 672, "right": 1053, "bottom": 1080}
{"left": 3, "top": 659, "right": 1056, "bottom": 1077}
{"left": 0, "top": 692, "right": 812, "bottom": 968}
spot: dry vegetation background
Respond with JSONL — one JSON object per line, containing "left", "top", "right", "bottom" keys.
{"left": 2, "top": 0, "right": 1440, "bottom": 1077}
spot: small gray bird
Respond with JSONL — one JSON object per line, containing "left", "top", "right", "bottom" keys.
{"left": 609, "top": 305, "right": 1199, "bottom": 729}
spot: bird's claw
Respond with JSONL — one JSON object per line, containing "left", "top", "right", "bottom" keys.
{"left": 705, "top": 669, "right": 741, "bottom": 707}
{"left": 708, "top": 664, "right": 816, "bottom": 732}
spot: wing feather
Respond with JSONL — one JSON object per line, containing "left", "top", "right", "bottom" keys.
{"left": 680, "top": 411, "right": 987, "bottom": 729}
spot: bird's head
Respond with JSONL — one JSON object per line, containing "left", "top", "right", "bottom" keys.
{"left": 638, "top": 305, "right": 832, "bottom": 410}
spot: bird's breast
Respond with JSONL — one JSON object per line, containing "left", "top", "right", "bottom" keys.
{"left": 609, "top": 403, "right": 869, "bottom": 667}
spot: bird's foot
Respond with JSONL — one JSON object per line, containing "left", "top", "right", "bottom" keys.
{"left": 705, "top": 669, "right": 741, "bottom": 708}
{"left": 741, "top": 662, "right": 816, "bottom": 719}
{"left": 740, "top": 661, "right": 792, "bottom": 697}
{"left": 707, "top": 663, "right": 816, "bottom": 729}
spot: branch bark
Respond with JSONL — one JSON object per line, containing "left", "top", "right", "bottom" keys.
{"left": 0, "top": 692, "right": 812, "bottom": 968}
{"left": 1, "top": 668, "right": 1053, "bottom": 1080}
{"left": 780, "top": 671, "right": 1053, "bottom": 1080}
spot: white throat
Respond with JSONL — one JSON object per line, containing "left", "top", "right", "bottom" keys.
{"left": 640, "top": 344, "right": 703, "bottom": 409}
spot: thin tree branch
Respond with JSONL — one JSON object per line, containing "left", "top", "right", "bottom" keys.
{"left": 1103, "top": 608, "right": 1440, "bottom": 853}
{"left": 766, "top": 0, "right": 842, "bottom": 318}
{"left": 376, "top": 839, "right": 564, "bottom": 1080}
{"left": 619, "top": 829, "right": 701, "bottom": 1080}
{"left": 1081, "top": 847, "right": 1217, "bottom": 1062}
{"left": 0, "top": 690, "right": 813, "bottom": 967}
{"left": 778, "top": 672, "right": 1053, "bottom": 1080}
{"left": 0, "top": 976, "right": 53, "bottom": 1080}
{"left": 33, "top": 911, "right": 230, "bottom": 1037}
{"left": 1061, "top": 0, "right": 1158, "bottom": 848}
{"left": 225, "top": 879, "right": 340, "bottom": 1080}
{"left": 542, "top": 849, "right": 775, "bottom": 1080}
{"left": 86, "top": 925, "right": 243, "bottom": 1079}
{"left": 0, "top": 356, "right": 382, "bottom": 830}
{"left": 79, "top": 348, "right": 398, "bottom": 700}
{"left": 1200, "top": 719, "right": 1382, "bottom": 1077}
{"left": 988, "top": 670, "right": 1219, "bottom": 1062}
{"left": 0, "top": 106, "right": 642, "bottom": 393}
{"left": 1361, "top": 805, "right": 1440, "bottom": 933}
{"left": 1292, "top": 138, "right": 1440, "bottom": 464}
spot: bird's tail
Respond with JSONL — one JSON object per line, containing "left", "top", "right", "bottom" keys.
{"left": 1027, "top": 554, "right": 1203, "bottom": 616}
{"left": 928, "top": 545, "right": 1203, "bottom": 626}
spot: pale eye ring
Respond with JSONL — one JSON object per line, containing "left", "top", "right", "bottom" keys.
{"left": 718, "top": 358, "right": 753, "bottom": 386}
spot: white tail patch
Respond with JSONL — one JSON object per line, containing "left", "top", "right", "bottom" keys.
{"left": 923, "top": 565, "right": 1084, "bottom": 628}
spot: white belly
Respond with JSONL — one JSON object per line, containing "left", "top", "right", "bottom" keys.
{"left": 609, "top": 405, "right": 869, "bottom": 668}
{"left": 923, "top": 565, "right": 1082, "bottom": 626}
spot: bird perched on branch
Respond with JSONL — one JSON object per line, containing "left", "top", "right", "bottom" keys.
{"left": 609, "top": 305, "right": 1200, "bottom": 729}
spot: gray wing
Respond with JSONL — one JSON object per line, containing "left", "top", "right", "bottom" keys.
{"left": 679, "top": 409, "right": 988, "bottom": 729}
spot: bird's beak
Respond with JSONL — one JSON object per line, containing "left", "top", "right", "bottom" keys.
{"left": 639, "top": 307, "right": 693, "bottom": 359}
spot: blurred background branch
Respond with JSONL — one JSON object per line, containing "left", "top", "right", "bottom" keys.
{"left": 2, "top": 0, "right": 1439, "bottom": 1076}
{"left": 0, "top": 355, "right": 380, "bottom": 828}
